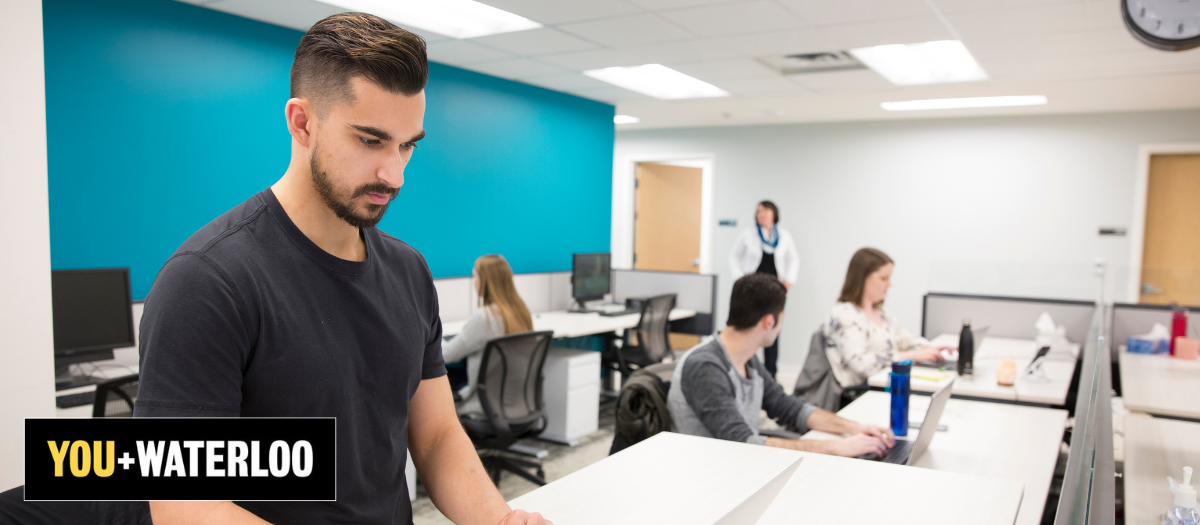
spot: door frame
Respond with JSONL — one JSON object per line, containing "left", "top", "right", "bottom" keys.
{"left": 612, "top": 154, "right": 715, "bottom": 274}
{"left": 1127, "top": 143, "right": 1200, "bottom": 302}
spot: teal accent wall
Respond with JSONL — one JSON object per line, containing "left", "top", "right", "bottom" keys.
{"left": 43, "top": 0, "right": 614, "bottom": 299}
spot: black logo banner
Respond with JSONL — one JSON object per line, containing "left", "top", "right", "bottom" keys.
{"left": 25, "top": 418, "right": 335, "bottom": 501}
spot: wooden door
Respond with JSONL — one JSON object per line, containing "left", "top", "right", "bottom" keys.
{"left": 1140, "top": 154, "right": 1200, "bottom": 305}
{"left": 634, "top": 162, "right": 703, "bottom": 349}
{"left": 634, "top": 162, "right": 702, "bottom": 273}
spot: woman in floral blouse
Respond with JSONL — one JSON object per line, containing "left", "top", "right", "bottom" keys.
{"left": 823, "top": 248, "right": 956, "bottom": 387}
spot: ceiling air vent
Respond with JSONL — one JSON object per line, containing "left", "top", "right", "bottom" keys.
{"left": 757, "top": 52, "right": 865, "bottom": 76}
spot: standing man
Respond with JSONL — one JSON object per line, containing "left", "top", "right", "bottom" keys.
{"left": 134, "top": 13, "right": 549, "bottom": 525}
{"left": 728, "top": 200, "right": 799, "bottom": 379}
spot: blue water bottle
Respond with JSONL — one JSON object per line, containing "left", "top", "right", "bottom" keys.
{"left": 889, "top": 360, "right": 913, "bottom": 437}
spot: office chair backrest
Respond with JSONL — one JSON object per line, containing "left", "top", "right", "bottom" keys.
{"left": 633, "top": 294, "right": 676, "bottom": 362}
{"left": 92, "top": 374, "right": 139, "bottom": 418}
{"left": 791, "top": 329, "right": 843, "bottom": 412}
{"left": 477, "top": 330, "right": 554, "bottom": 442}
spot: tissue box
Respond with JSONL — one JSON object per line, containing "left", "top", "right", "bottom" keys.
{"left": 1128, "top": 336, "right": 1168, "bottom": 354}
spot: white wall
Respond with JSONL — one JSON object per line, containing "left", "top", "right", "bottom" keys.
{"left": 0, "top": 0, "right": 53, "bottom": 489}
{"left": 615, "top": 109, "right": 1200, "bottom": 367}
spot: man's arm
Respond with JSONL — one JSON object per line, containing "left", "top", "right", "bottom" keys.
{"left": 149, "top": 502, "right": 270, "bottom": 525}
{"left": 805, "top": 408, "right": 895, "bottom": 447}
{"left": 407, "top": 375, "right": 549, "bottom": 525}
{"left": 761, "top": 408, "right": 894, "bottom": 457}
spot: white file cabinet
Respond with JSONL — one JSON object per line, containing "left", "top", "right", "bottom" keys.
{"left": 539, "top": 347, "right": 601, "bottom": 446}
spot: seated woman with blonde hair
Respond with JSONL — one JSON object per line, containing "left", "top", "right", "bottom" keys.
{"left": 443, "top": 254, "right": 532, "bottom": 407}
{"left": 824, "top": 248, "right": 955, "bottom": 388}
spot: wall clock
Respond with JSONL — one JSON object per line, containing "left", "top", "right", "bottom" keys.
{"left": 1122, "top": 0, "right": 1200, "bottom": 51}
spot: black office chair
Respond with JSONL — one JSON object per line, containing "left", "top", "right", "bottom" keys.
{"left": 602, "top": 294, "right": 676, "bottom": 390}
{"left": 458, "top": 330, "right": 554, "bottom": 486}
{"left": 92, "top": 374, "right": 139, "bottom": 418}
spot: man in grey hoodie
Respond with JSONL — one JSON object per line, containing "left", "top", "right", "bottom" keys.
{"left": 668, "top": 273, "right": 894, "bottom": 457}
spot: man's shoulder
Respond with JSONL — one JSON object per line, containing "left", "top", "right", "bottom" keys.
{"left": 173, "top": 191, "right": 272, "bottom": 260}
{"left": 680, "top": 340, "right": 729, "bottom": 377}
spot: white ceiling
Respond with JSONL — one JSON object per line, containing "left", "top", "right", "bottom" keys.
{"left": 179, "top": 0, "right": 1200, "bottom": 129}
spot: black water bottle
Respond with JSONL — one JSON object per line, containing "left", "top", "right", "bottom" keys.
{"left": 957, "top": 319, "right": 974, "bottom": 376}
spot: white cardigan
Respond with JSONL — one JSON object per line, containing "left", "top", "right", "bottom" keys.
{"left": 728, "top": 225, "right": 800, "bottom": 284}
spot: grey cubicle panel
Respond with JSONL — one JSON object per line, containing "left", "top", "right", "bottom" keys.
{"left": 1110, "top": 302, "right": 1200, "bottom": 350}
{"left": 611, "top": 270, "right": 717, "bottom": 335}
{"left": 1053, "top": 310, "right": 1114, "bottom": 525}
{"left": 922, "top": 293, "right": 1095, "bottom": 344}
{"left": 434, "top": 271, "right": 574, "bottom": 324}
{"left": 433, "top": 277, "right": 472, "bottom": 323}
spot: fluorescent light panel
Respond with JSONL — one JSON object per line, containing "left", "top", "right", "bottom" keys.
{"left": 881, "top": 95, "right": 1048, "bottom": 111}
{"left": 315, "top": 0, "right": 541, "bottom": 39}
{"left": 850, "top": 40, "right": 987, "bottom": 86}
{"left": 613, "top": 115, "right": 641, "bottom": 124}
{"left": 584, "top": 64, "right": 729, "bottom": 100}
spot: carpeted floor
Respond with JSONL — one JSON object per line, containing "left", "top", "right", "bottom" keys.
{"left": 412, "top": 400, "right": 617, "bottom": 524}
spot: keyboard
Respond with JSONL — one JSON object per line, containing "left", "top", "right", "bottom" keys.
{"left": 858, "top": 438, "right": 914, "bottom": 465}
{"left": 56, "top": 391, "right": 95, "bottom": 409}
{"left": 599, "top": 308, "right": 639, "bottom": 317}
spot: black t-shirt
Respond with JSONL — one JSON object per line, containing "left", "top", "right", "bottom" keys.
{"left": 134, "top": 189, "right": 447, "bottom": 525}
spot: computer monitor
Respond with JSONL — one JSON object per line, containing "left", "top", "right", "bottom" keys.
{"left": 572, "top": 253, "right": 611, "bottom": 305}
{"left": 51, "top": 268, "right": 135, "bottom": 390}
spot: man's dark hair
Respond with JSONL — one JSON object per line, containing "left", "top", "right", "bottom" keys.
{"left": 726, "top": 273, "right": 787, "bottom": 330}
{"left": 291, "top": 13, "right": 428, "bottom": 114}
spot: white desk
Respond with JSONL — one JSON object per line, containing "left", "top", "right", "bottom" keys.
{"left": 803, "top": 391, "right": 1067, "bottom": 525}
{"left": 867, "top": 335, "right": 1079, "bottom": 405}
{"left": 443, "top": 309, "right": 697, "bottom": 339}
{"left": 1123, "top": 414, "right": 1200, "bottom": 525}
{"left": 54, "top": 363, "right": 140, "bottom": 418}
{"left": 509, "top": 431, "right": 1023, "bottom": 525}
{"left": 1120, "top": 351, "right": 1200, "bottom": 420}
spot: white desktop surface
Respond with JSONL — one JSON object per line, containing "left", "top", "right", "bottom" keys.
{"left": 443, "top": 309, "right": 696, "bottom": 340}
{"left": 1123, "top": 414, "right": 1200, "bottom": 525}
{"left": 55, "top": 362, "right": 140, "bottom": 418}
{"left": 803, "top": 391, "right": 1066, "bottom": 525}
{"left": 866, "top": 335, "right": 1079, "bottom": 405}
{"left": 509, "top": 431, "right": 1023, "bottom": 525}
{"left": 1120, "top": 351, "right": 1200, "bottom": 420}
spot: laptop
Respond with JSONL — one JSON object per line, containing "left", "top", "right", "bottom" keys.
{"left": 865, "top": 378, "right": 955, "bottom": 465}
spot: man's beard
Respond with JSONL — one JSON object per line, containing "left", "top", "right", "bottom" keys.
{"left": 310, "top": 145, "right": 396, "bottom": 229}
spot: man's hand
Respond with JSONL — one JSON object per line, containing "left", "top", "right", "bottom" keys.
{"left": 852, "top": 423, "right": 895, "bottom": 448}
{"left": 827, "top": 433, "right": 887, "bottom": 458}
{"left": 500, "top": 510, "right": 553, "bottom": 525}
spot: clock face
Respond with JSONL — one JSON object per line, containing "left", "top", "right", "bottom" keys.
{"left": 1123, "top": 0, "right": 1200, "bottom": 51}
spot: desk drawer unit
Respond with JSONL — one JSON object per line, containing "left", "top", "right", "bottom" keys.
{"left": 540, "top": 348, "right": 601, "bottom": 446}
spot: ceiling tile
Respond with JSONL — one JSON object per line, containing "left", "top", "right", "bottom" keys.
{"left": 480, "top": 0, "right": 642, "bottom": 25}
{"left": 625, "top": 0, "right": 734, "bottom": 10}
{"left": 823, "top": 16, "right": 955, "bottom": 49}
{"left": 710, "top": 28, "right": 836, "bottom": 57}
{"left": 571, "top": 85, "right": 660, "bottom": 103}
{"left": 426, "top": 40, "right": 517, "bottom": 66}
{"left": 519, "top": 72, "right": 617, "bottom": 92}
{"left": 714, "top": 75, "right": 806, "bottom": 94}
{"left": 962, "top": 28, "right": 1146, "bottom": 63}
{"left": 787, "top": 68, "right": 892, "bottom": 92}
{"left": 558, "top": 14, "right": 697, "bottom": 47}
{"left": 659, "top": 1, "right": 808, "bottom": 37}
{"left": 668, "top": 58, "right": 780, "bottom": 80}
{"left": 615, "top": 39, "right": 740, "bottom": 63}
{"left": 202, "top": 0, "right": 349, "bottom": 33}
{"left": 468, "top": 28, "right": 599, "bottom": 56}
{"left": 928, "top": 0, "right": 1079, "bottom": 15}
{"left": 777, "top": 0, "right": 934, "bottom": 26}
{"left": 945, "top": 3, "right": 1094, "bottom": 39}
{"left": 461, "top": 58, "right": 569, "bottom": 79}
{"left": 1083, "top": 0, "right": 1124, "bottom": 31}
{"left": 539, "top": 49, "right": 643, "bottom": 70}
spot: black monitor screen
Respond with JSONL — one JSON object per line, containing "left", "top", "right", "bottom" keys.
{"left": 572, "top": 253, "right": 611, "bottom": 300}
{"left": 51, "top": 268, "right": 134, "bottom": 355}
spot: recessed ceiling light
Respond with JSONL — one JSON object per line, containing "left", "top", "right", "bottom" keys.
{"left": 613, "top": 115, "right": 641, "bottom": 124}
{"left": 850, "top": 40, "right": 987, "bottom": 86}
{"left": 583, "top": 64, "right": 729, "bottom": 100}
{"left": 315, "top": 0, "right": 541, "bottom": 39}
{"left": 881, "top": 95, "right": 1048, "bottom": 111}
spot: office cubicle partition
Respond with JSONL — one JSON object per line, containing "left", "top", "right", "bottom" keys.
{"left": 612, "top": 270, "right": 717, "bottom": 336}
{"left": 922, "top": 293, "right": 1096, "bottom": 344}
{"left": 1109, "top": 302, "right": 1200, "bottom": 353}
{"left": 434, "top": 271, "right": 574, "bottom": 324}
{"left": 1053, "top": 304, "right": 1115, "bottom": 525}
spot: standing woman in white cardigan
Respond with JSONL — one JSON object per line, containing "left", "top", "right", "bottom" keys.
{"left": 728, "top": 200, "right": 799, "bottom": 379}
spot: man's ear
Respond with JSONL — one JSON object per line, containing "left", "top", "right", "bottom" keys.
{"left": 285, "top": 98, "right": 316, "bottom": 148}
{"left": 760, "top": 313, "right": 775, "bottom": 331}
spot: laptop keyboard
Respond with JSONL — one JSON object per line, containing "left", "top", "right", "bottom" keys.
{"left": 857, "top": 439, "right": 914, "bottom": 464}
{"left": 56, "top": 391, "right": 94, "bottom": 409}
